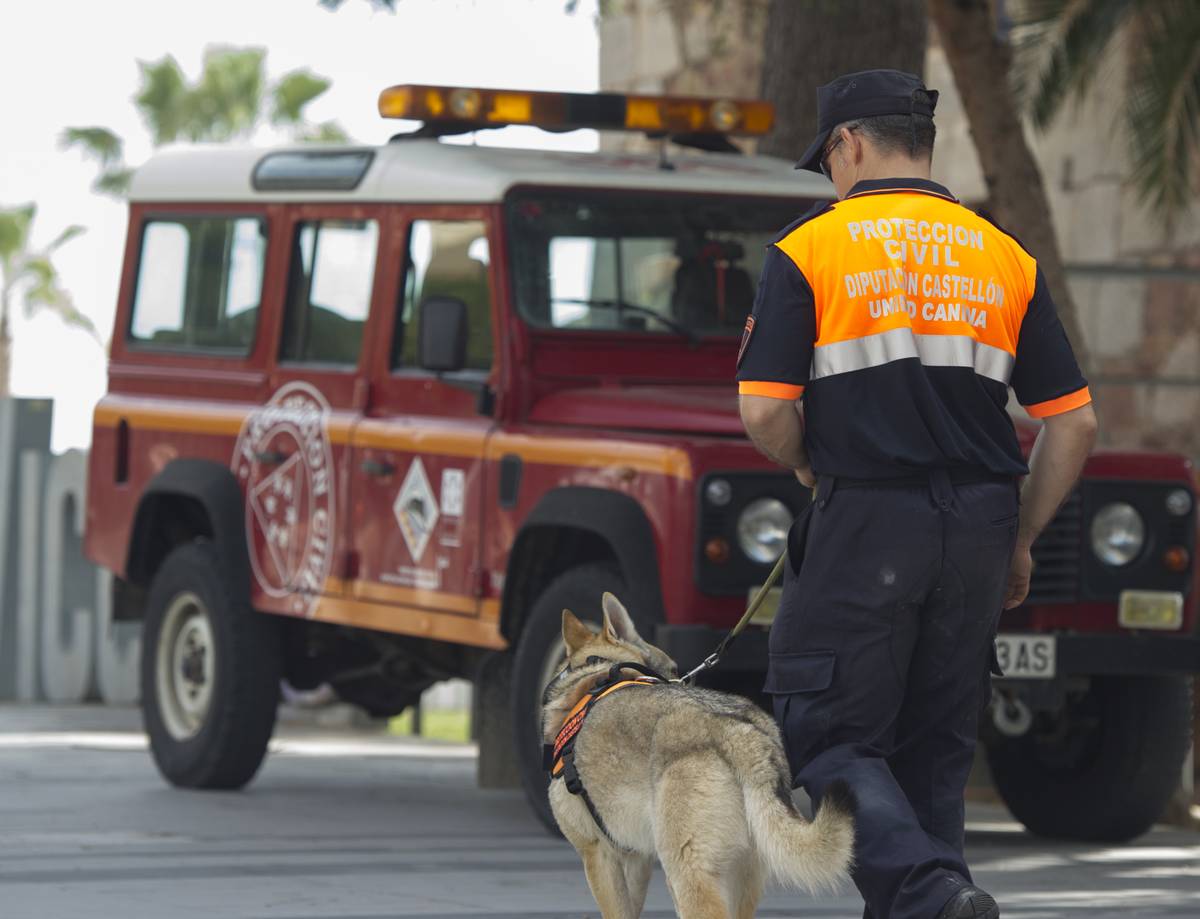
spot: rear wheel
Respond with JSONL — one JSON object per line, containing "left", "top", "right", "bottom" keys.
{"left": 511, "top": 563, "right": 625, "bottom": 833}
{"left": 141, "top": 542, "right": 281, "bottom": 789}
{"left": 987, "top": 675, "right": 1192, "bottom": 842}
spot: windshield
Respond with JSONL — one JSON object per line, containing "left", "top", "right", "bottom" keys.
{"left": 507, "top": 190, "right": 808, "bottom": 339}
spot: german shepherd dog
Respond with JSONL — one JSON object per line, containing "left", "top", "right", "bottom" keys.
{"left": 542, "top": 593, "right": 854, "bottom": 919}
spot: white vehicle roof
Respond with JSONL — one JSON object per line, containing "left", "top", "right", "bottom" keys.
{"left": 128, "top": 139, "right": 834, "bottom": 204}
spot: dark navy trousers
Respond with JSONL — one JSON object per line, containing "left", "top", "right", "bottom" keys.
{"left": 767, "top": 471, "right": 1018, "bottom": 919}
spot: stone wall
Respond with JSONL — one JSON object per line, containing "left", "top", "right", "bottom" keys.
{"left": 0, "top": 399, "right": 140, "bottom": 704}
{"left": 600, "top": 1, "right": 1200, "bottom": 465}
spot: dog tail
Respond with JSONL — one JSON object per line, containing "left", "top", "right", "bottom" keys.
{"left": 745, "top": 774, "right": 855, "bottom": 894}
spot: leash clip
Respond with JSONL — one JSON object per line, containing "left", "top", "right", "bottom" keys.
{"left": 678, "top": 652, "right": 720, "bottom": 685}
{"left": 674, "top": 546, "right": 791, "bottom": 685}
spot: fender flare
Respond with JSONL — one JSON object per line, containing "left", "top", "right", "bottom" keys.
{"left": 126, "top": 458, "right": 250, "bottom": 598}
{"left": 502, "top": 487, "right": 664, "bottom": 638}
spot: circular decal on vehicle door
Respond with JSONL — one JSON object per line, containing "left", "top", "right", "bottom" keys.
{"left": 232, "top": 382, "right": 335, "bottom": 615}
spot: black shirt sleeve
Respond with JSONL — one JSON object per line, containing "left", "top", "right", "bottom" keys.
{"left": 736, "top": 245, "right": 816, "bottom": 396}
{"left": 1010, "top": 265, "right": 1090, "bottom": 416}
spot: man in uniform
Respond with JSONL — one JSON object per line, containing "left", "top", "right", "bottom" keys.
{"left": 737, "top": 70, "right": 1098, "bottom": 919}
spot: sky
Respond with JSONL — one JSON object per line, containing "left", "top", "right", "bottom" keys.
{"left": 0, "top": 0, "right": 600, "bottom": 452}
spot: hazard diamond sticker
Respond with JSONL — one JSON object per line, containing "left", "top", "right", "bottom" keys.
{"left": 394, "top": 458, "right": 439, "bottom": 563}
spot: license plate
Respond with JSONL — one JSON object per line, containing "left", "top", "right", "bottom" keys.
{"left": 747, "top": 585, "right": 782, "bottom": 625}
{"left": 994, "top": 634, "right": 1056, "bottom": 679}
{"left": 1118, "top": 590, "right": 1183, "bottom": 630}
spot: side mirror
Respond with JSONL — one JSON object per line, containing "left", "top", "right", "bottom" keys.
{"left": 418, "top": 296, "right": 468, "bottom": 373}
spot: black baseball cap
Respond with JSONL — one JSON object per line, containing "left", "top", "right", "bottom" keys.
{"left": 795, "top": 69, "right": 939, "bottom": 172}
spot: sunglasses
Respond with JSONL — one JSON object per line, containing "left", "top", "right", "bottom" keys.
{"left": 819, "top": 126, "right": 855, "bottom": 180}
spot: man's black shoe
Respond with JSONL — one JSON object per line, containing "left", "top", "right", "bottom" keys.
{"left": 935, "top": 886, "right": 999, "bottom": 919}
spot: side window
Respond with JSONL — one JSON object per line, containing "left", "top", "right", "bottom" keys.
{"left": 279, "top": 219, "right": 378, "bottom": 366}
{"left": 128, "top": 216, "right": 266, "bottom": 353}
{"left": 393, "top": 219, "right": 493, "bottom": 372}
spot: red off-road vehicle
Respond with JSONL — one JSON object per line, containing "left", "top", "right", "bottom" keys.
{"left": 85, "top": 86, "right": 1197, "bottom": 839}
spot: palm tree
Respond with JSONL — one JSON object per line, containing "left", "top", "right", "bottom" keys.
{"left": 758, "top": 0, "right": 928, "bottom": 159}
{"left": 0, "top": 205, "right": 97, "bottom": 397}
{"left": 928, "top": 0, "right": 1090, "bottom": 370}
{"left": 63, "top": 46, "right": 349, "bottom": 197}
{"left": 1014, "top": 0, "right": 1200, "bottom": 224}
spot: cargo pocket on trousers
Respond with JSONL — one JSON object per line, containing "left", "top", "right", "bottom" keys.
{"left": 764, "top": 650, "right": 836, "bottom": 780}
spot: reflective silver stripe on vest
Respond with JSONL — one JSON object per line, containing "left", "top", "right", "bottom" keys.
{"left": 811, "top": 328, "right": 1015, "bottom": 384}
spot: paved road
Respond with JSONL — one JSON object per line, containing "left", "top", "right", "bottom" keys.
{"left": 0, "top": 705, "right": 1197, "bottom": 919}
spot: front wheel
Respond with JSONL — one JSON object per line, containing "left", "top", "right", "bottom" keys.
{"left": 986, "top": 675, "right": 1193, "bottom": 842}
{"left": 141, "top": 541, "right": 282, "bottom": 789}
{"left": 511, "top": 563, "right": 625, "bottom": 833}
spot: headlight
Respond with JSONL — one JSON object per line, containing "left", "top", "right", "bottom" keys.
{"left": 1166, "top": 488, "right": 1193, "bottom": 517}
{"left": 1090, "top": 502, "right": 1145, "bottom": 566}
{"left": 705, "top": 478, "right": 732, "bottom": 507}
{"left": 737, "top": 498, "right": 791, "bottom": 564}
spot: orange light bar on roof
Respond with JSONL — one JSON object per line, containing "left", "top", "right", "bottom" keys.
{"left": 378, "top": 84, "right": 774, "bottom": 136}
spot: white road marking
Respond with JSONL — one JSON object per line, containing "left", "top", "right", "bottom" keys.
{"left": 0, "top": 731, "right": 477, "bottom": 759}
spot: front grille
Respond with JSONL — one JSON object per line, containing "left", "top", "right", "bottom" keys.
{"left": 1027, "top": 490, "right": 1082, "bottom": 603}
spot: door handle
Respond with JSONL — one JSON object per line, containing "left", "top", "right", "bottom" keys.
{"left": 254, "top": 449, "right": 288, "bottom": 465}
{"left": 360, "top": 458, "right": 396, "bottom": 477}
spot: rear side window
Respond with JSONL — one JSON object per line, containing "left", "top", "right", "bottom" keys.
{"left": 279, "top": 219, "right": 378, "bottom": 366}
{"left": 393, "top": 219, "right": 493, "bottom": 372}
{"left": 128, "top": 216, "right": 266, "bottom": 353}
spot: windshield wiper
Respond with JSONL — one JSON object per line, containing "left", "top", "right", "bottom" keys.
{"left": 552, "top": 298, "right": 700, "bottom": 346}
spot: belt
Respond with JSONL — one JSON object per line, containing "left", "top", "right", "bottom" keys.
{"left": 813, "top": 467, "right": 1018, "bottom": 510}
{"left": 822, "top": 468, "right": 1016, "bottom": 489}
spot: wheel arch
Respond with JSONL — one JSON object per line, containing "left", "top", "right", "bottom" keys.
{"left": 126, "top": 459, "right": 250, "bottom": 601}
{"left": 499, "top": 486, "right": 664, "bottom": 643}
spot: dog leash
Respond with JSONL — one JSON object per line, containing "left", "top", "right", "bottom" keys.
{"left": 677, "top": 549, "right": 788, "bottom": 685}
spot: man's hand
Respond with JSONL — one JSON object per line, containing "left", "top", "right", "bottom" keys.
{"left": 1003, "top": 403, "right": 1096, "bottom": 611}
{"left": 1004, "top": 543, "right": 1033, "bottom": 609}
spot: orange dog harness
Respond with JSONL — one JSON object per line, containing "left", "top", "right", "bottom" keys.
{"left": 543, "top": 662, "right": 667, "bottom": 843}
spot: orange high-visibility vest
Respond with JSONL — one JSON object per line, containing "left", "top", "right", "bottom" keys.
{"left": 737, "top": 178, "right": 1089, "bottom": 479}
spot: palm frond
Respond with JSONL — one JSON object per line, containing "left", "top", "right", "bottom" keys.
{"left": 20, "top": 256, "right": 99, "bottom": 339}
{"left": 0, "top": 204, "right": 37, "bottom": 262}
{"left": 1127, "top": 1, "right": 1200, "bottom": 218}
{"left": 45, "top": 225, "right": 86, "bottom": 254}
{"left": 58, "top": 127, "right": 124, "bottom": 167}
{"left": 94, "top": 168, "right": 135, "bottom": 197}
{"left": 20, "top": 255, "right": 55, "bottom": 291}
{"left": 21, "top": 256, "right": 65, "bottom": 313}
{"left": 272, "top": 70, "right": 332, "bottom": 126}
{"left": 1012, "top": 0, "right": 1135, "bottom": 126}
{"left": 189, "top": 46, "right": 266, "bottom": 142}
{"left": 136, "top": 55, "right": 190, "bottom": 145}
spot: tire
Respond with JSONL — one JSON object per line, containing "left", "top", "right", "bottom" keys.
{"left": 141, "top": 541, "right": 282, "bottom": 789}
{"left": 511, "top": 563, "right": 628, "bottom": 833}
{"left": 476, "top": 651, "right": 521, "bottom": 789}
{"left": 986, "top": 675, "right": 1193, "bottom": 842}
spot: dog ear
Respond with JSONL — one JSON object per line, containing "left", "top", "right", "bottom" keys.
{"left": 562, "top": 609, "right": 593, "bottom": 654}
{"left": 601, "top": 592, "right": 641, "bottom": 644}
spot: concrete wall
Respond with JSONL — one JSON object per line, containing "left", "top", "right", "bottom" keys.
{"left": 600, "top": 1, "right": 1200, "bottom": 465}
{"left": 0, "top": 398, "right": 140, "bottom": 704}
